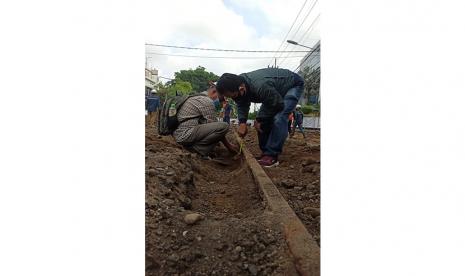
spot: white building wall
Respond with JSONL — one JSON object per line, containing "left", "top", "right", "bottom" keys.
{"left": 300, "top": 41, "right": 320, "bottom": 72}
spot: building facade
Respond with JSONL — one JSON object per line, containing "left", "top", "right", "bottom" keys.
{"left": 145, "top": 68, "right": 159, "bottom": 96}
{"left": 299, "top": 41, "right": 320, "bottom": 72}
{"left": 298, "top": 41, "right": 320, "bottom": 105}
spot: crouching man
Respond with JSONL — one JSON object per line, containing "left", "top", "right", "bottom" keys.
{"left": 216, "top": 68, "right": 304, "bottom": 167}
{"left": 172, "top": 85, "right": 238, "bottom": 159}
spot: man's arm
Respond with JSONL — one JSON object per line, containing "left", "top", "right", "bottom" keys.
{"left": 236, "top": 98, "right": 251, "bottom": 124}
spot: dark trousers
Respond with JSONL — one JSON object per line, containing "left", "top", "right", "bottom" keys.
{"left": 257, "top": 86, "right": 303, "bottom": 157}
{"left": 292, "top": 121, "right": 306, "bottom": 138}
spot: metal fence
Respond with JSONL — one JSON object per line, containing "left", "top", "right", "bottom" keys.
{"left": 303, "top": 116, "right": 320, "bottom": 129}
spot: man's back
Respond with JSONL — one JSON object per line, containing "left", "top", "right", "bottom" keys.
{"left": 172, "top": 95, "right": 216, "bottom": 142}
{"left": 295, "top": 110, "right": 304, "bottom": 124}
{"left": 146, "top": 95, "right": 160, "bottom": 112}
{"left": 240, "top": 68, "right": 300, "bottom": 97}
{"left": 233, "top": 68, "right": 304, "bottom": 121}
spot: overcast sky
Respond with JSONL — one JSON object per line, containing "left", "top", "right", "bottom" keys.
{"left": 144, "top": 0, "right": 320, "bottom": 82}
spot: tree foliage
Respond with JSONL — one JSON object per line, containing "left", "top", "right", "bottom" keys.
{"left": 155, "top": 66, "right": 218, "bottom": 105}
{"left": 155, "top": 82, "right": 169, "bottom": 103}
{"left": 227, "top": 100, "right": 237, "bottom": 118}
{"left": 168, "top": 80, "right": 192, "bottom": 96}
{"left": 157, "top": 80, "right": 193, "bottom": 99}
{"left": 248, "top": 111, "right": 257, "bottom": 120}
{"left": 174, "top": 66, "right": 219, "bottom": 92}
{"left": 301, "top": 104, "right": 319, "bottom": 115}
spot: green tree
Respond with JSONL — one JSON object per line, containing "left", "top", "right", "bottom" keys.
{"left": 227, "top": 100, "right": 238, "bottom": 118}
{"left": 167, "top": 80, "right": 193, "bottom": 96}
{"left": 174, "top": 66, "right": 219, "bottom": 92}
{"left": 248, "top": 111, "right": 257, "bottom": 120}
{"left": 155, "top": 82, "right": 169, "bottom": 103}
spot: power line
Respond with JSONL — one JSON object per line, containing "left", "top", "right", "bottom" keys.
{"left": 268, "top": 0, "right": 309, "bottom": 66}
{"left": 297, "top": 14, "right": 320, "bottom": 46}
{"left": 289, "top": 0, "right": 319, "bottom": 42}
{"left": 280, "top": 14, "right": 320, "bottom": 69}
{"left": 279, "top": 14, "right": 320, "bottom": 68}
{"left": 275, "top": 0, "right": 319, "bottom": 64}
{"left": 146, "top": 52, "right": 306, "bottom": 59}
{"left": 145, "top": 43, "right": 308, "bottom": 53}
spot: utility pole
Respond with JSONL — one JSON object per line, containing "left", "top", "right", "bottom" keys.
{"left": 145, "top": 57, "right": 152, "bottom": 69}
{"left": 274, "top": 58, "right": 277, "bottom": 68}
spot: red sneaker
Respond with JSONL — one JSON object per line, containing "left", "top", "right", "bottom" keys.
{"left": 258, "top": 155, "right": 279, "bottom": 168}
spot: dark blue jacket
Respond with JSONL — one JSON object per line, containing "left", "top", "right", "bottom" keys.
{"left": 294, "top": 110, "right": 304, "bottom": 125}
{"left": 146, "top": 95, "right": 160, "bottom": 112}
{"left": 234, "top": 68, "right": 304, "bottom": 123}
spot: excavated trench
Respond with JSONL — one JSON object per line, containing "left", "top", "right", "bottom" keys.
{"left": 146, "top": 127, "right": 298, "bottom": 275}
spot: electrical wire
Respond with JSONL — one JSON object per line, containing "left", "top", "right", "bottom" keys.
{"left": 268, "top": 0, "right": 309, "bottom": 66}
{"left": 279, "top": 14, "right": 320, "bottom": 67}
{"left": 274, "top": 0, "right": 319, "bottom": 64}
{"left": 297, "top": 14, "right": 320, "bottom": 46}
{"left": 279, "top": 15, "right": 320, "bottom": 69}
{"left": 146, "top": 52, "right": 306, "bottom": 59}
{"left": 145, "top": 43, "right": 308, "bottom": 53}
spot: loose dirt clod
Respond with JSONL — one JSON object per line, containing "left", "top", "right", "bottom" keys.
{"left": 184, "top": 213, "right": 202, "bottom": 225}
{"left": 281, "top": 179, "right": 296, "bottom": 188}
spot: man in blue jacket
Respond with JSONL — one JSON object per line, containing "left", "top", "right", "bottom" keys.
{"left": 216, "top": 68, "right": 304, "bottom": 167}
{"left": 291, "top": 105, "right": 306, "bottom": 138}
{"left": 222, "top": 100, "right": 232, "bottom": 124}
{"left": 146, "top": 90, "right": 160, "bottom": 127}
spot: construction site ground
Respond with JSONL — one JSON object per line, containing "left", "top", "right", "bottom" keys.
{"left": 145, "top": 122, "right": 320, "bottom": 275}
{"left": 244, "top": 128, "right": 321, "bottom": 245}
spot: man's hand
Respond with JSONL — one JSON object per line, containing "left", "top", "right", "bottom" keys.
{"left": 254, "top": 120, "right": 262, "bottom": 133}
{"left": 221, "top": 138, "right": 239, "bottom": 154}
{"left": 238, "top": 123, "right": 248, "bottom": 138}
{"left": 226, "top": 143, "right": 239, "bottom": 154}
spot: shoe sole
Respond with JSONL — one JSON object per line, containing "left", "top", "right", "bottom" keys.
{"left": 262, "top": 161, "right": 279, "bottom": 168}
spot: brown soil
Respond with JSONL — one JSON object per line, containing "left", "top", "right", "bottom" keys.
{"left": 145, "top": 125, "right": 298, "bottom": 275}
{"left": 244, "top": 128, "right": 321, "bottom": 246}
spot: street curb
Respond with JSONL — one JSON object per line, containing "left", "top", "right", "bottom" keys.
{"left": 234, "top": 133, "right": 320, "bottom": 276}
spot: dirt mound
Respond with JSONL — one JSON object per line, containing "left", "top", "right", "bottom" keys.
{"left": 145, "top": 126, "right": 297, "bottom": 275}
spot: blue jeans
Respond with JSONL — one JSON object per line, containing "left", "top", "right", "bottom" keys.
{"left": 293, "top": 121, "right": 306, "bottom": 137}
{"left": 258, "top": 85, "right": 304, "bottom": 157}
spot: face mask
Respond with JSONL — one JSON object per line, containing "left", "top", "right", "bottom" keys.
{"left": 213, "top": 98, "right": 220, "bottom": 109}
